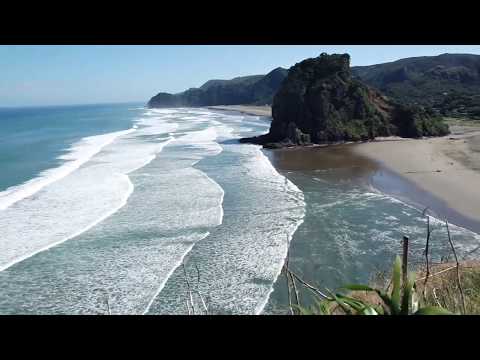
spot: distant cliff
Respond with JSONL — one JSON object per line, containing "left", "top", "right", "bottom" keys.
{"left": 241, "top": 53, "right": 449, "bottom": 148}
{"left": 148, "top": 67, "right": 288, "bottom": 108}
{"left": 352, "top": 53, "right": 480, "bottom": 119}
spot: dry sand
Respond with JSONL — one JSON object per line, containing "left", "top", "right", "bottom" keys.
{"left": 354, "top": 121, "right": 480, "bottom": 223}
{"left": 207, "top": 105, "right": 272, "bottom": 117}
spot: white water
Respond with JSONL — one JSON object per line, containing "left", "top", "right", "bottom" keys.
{"left": 144, "top": 111, "right": 306, "bottom": 315}
{"left": 0, "top": 107, "right": 307, "bottom": 315}
{"left": 0, "top": 118, "right": 177, "bottom": 271}
{"left": 0, "top": 128, "right": 135, "bottom": 211}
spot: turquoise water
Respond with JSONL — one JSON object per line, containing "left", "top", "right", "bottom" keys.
{"left": 0, "top": 103, "right": 139, "bottom": 193}
{"left": 0, "top": 105, "right": 478, "bottom": 314}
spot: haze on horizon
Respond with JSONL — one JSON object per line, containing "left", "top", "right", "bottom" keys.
{"left": 1, "top": 45, "right": 480, "bottom": 107}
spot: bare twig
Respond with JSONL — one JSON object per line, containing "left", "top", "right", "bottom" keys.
{"left": 106, "top": 296, "right": 111, "bottom": 315}
{"left": 195, "top": 290, "right": 208, "bottom": 314}
{"left": 182, "top": 262, "right": 196, "bottom": 315}
{"left": 194, "top": 263, "right": 201, "bottom": 284}
{"left": 285, "top": 266, "right": 331, "bottom": 300}
{"left": 432, "top": 287, "right": 442, "bottom": 307}
{"left": 445, "top": 219, "right": 467, "bottom": 314}
{"left": 284, "top": 249, "right": 294, "bottom": 315}
{"left": 422, "top": 208, "right": 432, "bottom": 301}
{"left": 415, "top": 265, "right": 457, "bottom": 282}
{"left": 289, "top": 270, "right": 300, "bottom": 309}
{"left": 402, "top": 236, "right": 409, "bottom": 286}
{"left": 463, "top": 244, "right": 480, "bottom": 260}
{"left": 193, "top": 262, "right": 208, "bottom": 314}
{"left": 185, "top": 299, "right": 191, "bottom": 315}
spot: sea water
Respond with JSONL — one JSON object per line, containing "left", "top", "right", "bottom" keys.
{"left": 0, "top": 104, "right": 478, "bottom": 314}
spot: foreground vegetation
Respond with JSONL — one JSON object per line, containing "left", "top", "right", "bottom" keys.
{"left": 283, "top": 217, "right": 480, "bottom": 315}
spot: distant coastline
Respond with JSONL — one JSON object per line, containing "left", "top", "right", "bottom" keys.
{"left": 206, "top": 105, "right": 272, "bottom": 118}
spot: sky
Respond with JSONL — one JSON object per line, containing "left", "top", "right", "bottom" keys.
{"left": 1, "top": 45, "right": 480, "bottom": 107}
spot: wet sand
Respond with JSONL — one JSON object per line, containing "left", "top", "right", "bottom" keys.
{"left": 266, "top": 142, "right": 480, "bottom": 234}
{"left": 207, "top": 105, "right": 272, "bottom": 117}
{"left": 354, "top": 122, "right": 480, "bottom": 231}
{"left": 212, "top": 105, "right": 480, "bottom": 233}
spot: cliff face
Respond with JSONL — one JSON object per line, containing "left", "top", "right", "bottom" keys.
{"left": 241, "top": 53, "right": 449, "bottom": 148}
{"left": 147, "top": 67, "right": 288, "bottom": 108}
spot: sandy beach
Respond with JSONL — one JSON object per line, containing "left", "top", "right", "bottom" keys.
{"left": 354, "top": 120, "right": 480, "bottom": 225}
{"left": 265, "top": 119, "right": 480, "bottom": 233}
{"left": 207, "top": 105, "right": 272, "bottom": 117}
{"left": 212, "top": 103, "right": 480, "bottom": 231}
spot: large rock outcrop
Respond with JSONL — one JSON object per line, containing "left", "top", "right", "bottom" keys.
{"left": 241, "top": 53, "right": 449, "bottom": 148}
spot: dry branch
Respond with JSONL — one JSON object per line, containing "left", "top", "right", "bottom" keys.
{"left": 422, "top": 208, "right": 432, "bottom": 300}
{"left": 193, "top": 262, "right": 208, "bottom": 314}
{"left": 106, "top": 296, "right": 111, "bottom": 315}
{"left": 415, "top": 265, "right": 457, "bottom": 282}
{"left": 289, "top": 271, "right": 300, "bottom": 309}
{"left": 285, "top": 266, "right": 330, "bottom": 300}
{"left": 283, "top": 249, "right": 294, "bottom": 315}
{"left": 445, "top": 219, "right": 467, "bottom": 314}
{"left": 402, "top": 236, "right": 409, "bottom": 285}
{"left": 182, "top": 262, "right": 196, "bottom": 315}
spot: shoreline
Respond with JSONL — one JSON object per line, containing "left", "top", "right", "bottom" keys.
{"left": 264, "top": 131, "right": 480, "bottom": 235}
{"left": 208, "top": 106, "right": 480, "bottom": 233}
{"left": 206, "top": 105, "right": 272, "bottom": 118}
{"left": 353, "top": 123, "right": 480, "bottom": 232}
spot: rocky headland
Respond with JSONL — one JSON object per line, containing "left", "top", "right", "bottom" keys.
{"left": 240, "top": 53, "right": 450, "bottom": 149}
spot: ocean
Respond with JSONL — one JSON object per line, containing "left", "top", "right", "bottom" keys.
{"left": 0, "top": 103, "right": 478, "bottom": 314}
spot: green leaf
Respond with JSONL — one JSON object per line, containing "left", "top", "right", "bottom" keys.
{"left": 401, "top": 272, "right": 416, "bottom": 315}
{"left": 391, "top": 256, "right": 402, "bottom": 314}
{"left": 374, "top": 304, "right": 385, "bottom": 315}
{"left": 414, "top": 306, "right": 453, "bottom": 315}
{"left": 360, "top": 307, "right": 378, "bottom": 315}
{"left": 329, "top": 293, "right": 353, "bottom": 315}
{"left": 342, "top": 284, "right": 376, "bottom": 292}
{"left": 375, "top": 290, "right": 395, "bottom": 315}
{"left": 337, "top": 296, "right": 367, "bottom": 313}
{"left": 313, "top": 299, "right": 331, "bottom": 315}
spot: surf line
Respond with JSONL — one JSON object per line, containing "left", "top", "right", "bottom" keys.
{"left": 141, "top": 233, "right": 209, "bottom": 315}
{"left": 255, "top": 205, "right": 305, "bottom": 315}
{"left": 253, "top": 149, "right": 306, "bottom": 315}
{"left": 142, "top": 174, "right": 226, "bottom": 315}
{"left": 0, "top": 127, "right": 136, "bottom": 211}
{"left": 0, "top": 174, "right": 134, "bottom": 273}
{"left": 0, "top": 135, "right": 176, "bottom": 273}
{"left": 142, "top": 139, "right": 226, "bottom": 315}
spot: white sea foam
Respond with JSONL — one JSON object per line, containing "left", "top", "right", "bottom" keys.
{"left": 0, "top": 108, "right": 307, "bottom": 315}
{"left": 0, "top": 119, "right": 176, "bottom": 271}
{"left": 250, "top": 147, "right": 305, "bottom": 314}
{"left": 0, "top": 128, "right": 135, "bottom": 211}
{"left": 142, "top": 237, "right": 205, "bottom": 315}
{"left": 0, "top": 174, "right": 135, "bottom": 272}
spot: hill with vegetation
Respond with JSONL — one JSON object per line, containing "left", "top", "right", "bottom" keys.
{"left": 352, "top": 53, "right": 480, "bottom": 119}
{"left": 148, "top": 68, "right": 288, "bottom": 108}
